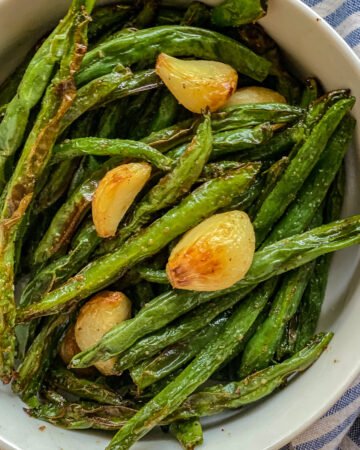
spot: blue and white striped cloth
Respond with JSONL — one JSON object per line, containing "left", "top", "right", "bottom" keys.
{"left": 284, "top": 2, "right": 360, "bottom": 449}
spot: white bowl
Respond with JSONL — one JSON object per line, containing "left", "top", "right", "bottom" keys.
{"left": 0, "top": 1, "right": 359, "bottom": 449}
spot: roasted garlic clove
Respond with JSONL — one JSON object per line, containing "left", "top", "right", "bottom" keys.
{"left": 166, "top": 211, "right": 255, "bottom": 291}
{"left": 59, "top": 325, "right": 96, "bottom": 376}
{"left": 75, "top": 291, "right": 132, "bottom": 376}
{"left": 92, "top": 162, "right": 151, "bottom": 238}
{"left": 224, "top": 86, "right": 286, "bottom": 107}
{"left": 156, "top": 53, "right": 238, "bottom": 113}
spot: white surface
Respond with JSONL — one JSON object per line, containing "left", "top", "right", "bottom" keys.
{"left": 0, "top": 0, "right": 359, "bottom": 449}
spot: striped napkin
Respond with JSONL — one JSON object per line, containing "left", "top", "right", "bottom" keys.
{"left": 284, "top": 1, "right": 360, "bottom": 449}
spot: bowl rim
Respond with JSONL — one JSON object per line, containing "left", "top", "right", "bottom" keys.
{"left": 0, "top": 1, "right": 359, "bottom": 449}
{"left": 259, "top": 1, "right": 360, "bottom": 446}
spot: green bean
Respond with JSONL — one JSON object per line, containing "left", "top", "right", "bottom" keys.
{"left": 106, "top": 280, "right": 278, "bottom": 449}
{"left": 59, "top": 70, "right": 161, "bottom": 136}
{"left": 234, "top": 23, "right": 275, "bottom": 55}
{"left": 119, "top": 91, "right": 152, "bottom": 138}
{"left": 17, "top": 164, "right": 260, "bottom": 323}
{"left": 148, "top": 89, "right": 179, "bottom": 133}
{"left": 265, "top": 48, "right": 301, "bottom": 105}
{"left": 27, "top": 400, "right": 137, "bottom": 430}
{"left": 168, "top": 123, "right": 275, "bottom": 160}
{"left": 77, "top": 26, "right": 271, "bottom": 85}
{"left": 300, "top": 78, "right": 320, "bottom": 108}
{"left": 125, "top": 0, "right": 159, "bottom": 30}
{"left": 212, "top": 0, "right": 267, "bottom": 26}
{"left": 128, "top": 90, "right": 163, "bottom": 139}
{"left": 67, "top": 214, "right": 360, "bottom": 370}
{"left": 170, "top": 332, "right": 333, "bottom": 421}
{"left": 248, "top": 157, "right": 289, "bottom": 219}
{"left": 97, "top": 102, "right": 127, "bottom": 139}
{"left": 324, "top": 162, "right": 346, "bottom": 224}
{"left": 88, "top": 3, "right": 134, "bottom": 43}
{"left": 295, "top": 166, "right": 345, "bottom": 351}
{"left": 132, "top": 281, "right": 156, "bottom": 313}
{"left": 199, "top": 161, "right": 245, "bottom": 182}
{"left": 0, "top": 0, "right": 94, "bottom": 190}
{"left": 52, "top": 138, "right": 173, "bottom": 170}
{"left": 100, "top": 114, "right": 212, "bottom": 254}
{"left": 32, "top": 177, "right": 99, "bottom": 267}
{"left": 238, "top": 262, "right": 314, "bottom": 377}
{"left": 37, "top": 160, "right": 79, "bottom": 212}
{"left": 305, "top": 89, "right": 350, "bottom": 130}
{"left": 68, "top": 154, "right": 102, "bottom": 198}
{"left": 16, "top": 221, "right": 100, "bottom": 358}
{"left": 12, "top": 313, "right": 72, "bottom": 407}
{"left": 0, "top": 2, "right": 93, "bottom": 383}
{"left": 226, "top": 175, "right": 264, "bottom": 212}
{"left": 253, "top": 97, "right": 354, "bottom": 245}
{"left": 275, "top": 315, "right": 299, "bottom": 361}
{"left": 116, "top": 280, "right": 276, "bottom": 375}
{"left": 0, "top": 104, "right": 7, "bottom": 123}
{"left": 20, "top": 221, "right": 100, "bottom": 307}
{"left": 181, "top": 2, "right": 211, "bottom": 27}
{"left": 69, "top": 110, "right": 98, "bottom": 139}
{"left": 237, "top": 90, "right": 349, "bottom": 165}
{"left": 0, "top": 45, "right": 38, "bottom": 107}
{"left": 48, "top": 367, "right": 124, "bottom": 406}
{"left": 136, "top": 267, "right": 169, "bottom": 284}
{"left": 170, "top": 418, "right": 203, "bottom": 450}
{"left": 263, "top": 115, "right": 355, "bottom": 246}
{"left": 211, "top": 123, "right": 275, "bottom": 158}
{"left": 26, "top": 333, "right": 332, "bottom": 430}
{"left": 115, "top": 291, "right": 252, "bottom": 374}
{"left": 129, "top": 313, "right": 230, "bottom": 389}
{"left": 213, "top": 103, "right": 303, "bottom": 132}
{"left": 156, "top": 7, "right": 184, "bottom": 26}
{"left": 142, "top": 103, "right": 303, "bottom": 153}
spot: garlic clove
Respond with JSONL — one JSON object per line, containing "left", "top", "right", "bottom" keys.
{"left": 224, "top": 86, "right": 286, "bottom": 107}
{"left": 156, "top": 53, "right": 238, "bottom": 113}
{"left": 92, "top": 162, "right": 151, "bottom": 238}
{"left": 75, "top": 291, "right": 132, "bottom": 376}
{"left": 166, "top": 211, "right": 255, "bottom": 292}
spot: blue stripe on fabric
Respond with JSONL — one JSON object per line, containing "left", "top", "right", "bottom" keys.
{"left": 345, "top": 28, "right": 360, "bottom": 48}
{"left": 348, "top": 417, "right": 360, "bottom": 445}
{"left": 325, "top": 0, "right": 360, "bottom": 28}
{"left": 294, "top": 409, "right": 360, "bottom": 450}
{"left": 324, "top": 383, "right": 360, "bottom": 417}
{"left": 303, "top": 0, "right": 326, "bottom": 7}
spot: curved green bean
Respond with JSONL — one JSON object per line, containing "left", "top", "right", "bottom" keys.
{"left": 170, "top": 332, "right": 333, "bottom": 421}
{"left": 212, "top": 0, "right": 267, "bottom": 26}
{"left": 58, "top": 69, "right": 161, "bottom": 136}
{"left": 20, "top": 220, "right": 100, "bottom": 307}
{"left": 12, "top": 313, "right": 72, "bottom": 407}
{"left": 253, "top": 97, "right": 355, "bottom": 245}
{"left": 238, "top": 262, "right": 314, "bottom": 377}
{"left": 0, "top": 2, "right": 92, "bottom": 383}
{"left": 48, "top": 367, "right": 124, "bottom": 406}
{"left": 170, "top": 418, "right": 203, "bottom": 450}
{"left": 263, "top": 115, "right": 355, "bottom": 246}
{"left": 77, "top": 26, "right": 271, "bottom": 85}
{"left": 52, "top": 138, "right": 173, "bottom": 171}
{"left": 0, "top": 0, "right": 95, "bottom": 190}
